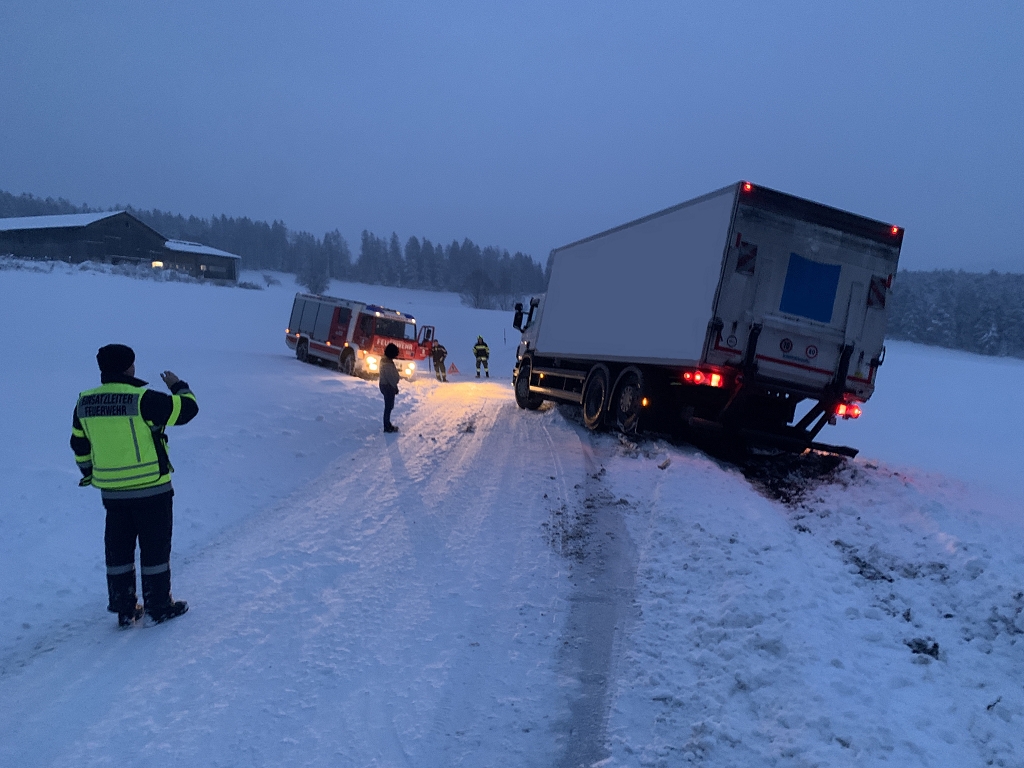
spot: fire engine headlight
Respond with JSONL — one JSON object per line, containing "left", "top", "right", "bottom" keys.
{"left": 366, "top": 355, "right": 379, "bottom": 371}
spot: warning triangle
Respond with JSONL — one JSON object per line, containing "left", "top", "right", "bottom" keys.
{"left": 447, "top": 363, "right": 460, "bottom": 374}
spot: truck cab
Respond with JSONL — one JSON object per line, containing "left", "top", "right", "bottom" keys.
{"left": 512, "top": 295, "right": 544, "bottom": 368}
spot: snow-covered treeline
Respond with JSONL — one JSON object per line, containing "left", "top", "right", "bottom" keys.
{"left": 888, "top": 270, "right": 1024, "bottom": 358}
{"left": 0, "top": 189, "right": 546, "bottom": 307}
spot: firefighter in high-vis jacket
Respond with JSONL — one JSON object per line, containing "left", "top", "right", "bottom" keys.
{"left": 70, "top": 344, "right": 198, "bottom": 627}
{"left": 473, "top": 336, "right": 490, "bottom": 378}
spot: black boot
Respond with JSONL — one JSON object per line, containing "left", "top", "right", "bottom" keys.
{"left": 118, "top": 603, "right": 144, "bottom": 628}
{"left": 142, "top": 566, "right": 184, "bottom": 623}
{"left": 107, "top": 568, "right": 138, "bottom": 617}
{"left": 147, "top": 599, "right": 189, "bottom": 624}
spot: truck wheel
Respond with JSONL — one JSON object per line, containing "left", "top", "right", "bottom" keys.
{"left": 582, "top": 364, "right": 610, "bottom": 430}
{"left": 613, "top": 367, "right": 645, "bottom": 434}
{"left": 338, "top": 350, "right": 355, "bottom": 376}
{"left": 515, "top": 358, "right": 543, "bottom": 410}
{"left": 296, "top": 340, "right": 309, "bottom": 363}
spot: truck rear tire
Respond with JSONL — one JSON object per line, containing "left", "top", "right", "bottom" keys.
{"left": 514, "top": 358, "right": 543, "bottom": 410}
{"left": 612, "top": 366, "right": 645, "bottom": 434}
{"left": 296, "top": 340, "right": 309, "bottom": 363}
{"left": 582, "top": 364, "right": 610, "bottom": 430}
{"left": 338, "top": 350, "right": 355, "bottom": 375}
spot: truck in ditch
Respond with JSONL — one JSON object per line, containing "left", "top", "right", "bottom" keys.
{"left": 511, "top": 181, "right": 903, "bottom": 456}
{"left": 286, "top": 293, "right": 435, "bottom": 378}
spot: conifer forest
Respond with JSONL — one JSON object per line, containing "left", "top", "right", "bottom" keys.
{"left": 5, "top": 189, "right": 1023, "bottom": 357}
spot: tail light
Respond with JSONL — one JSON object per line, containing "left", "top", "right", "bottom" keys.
{"left": 682, "top": 369, "right": 725, "bottom": 387}
{"left": 835, "top": 402, "right": 862, "bottom": 419}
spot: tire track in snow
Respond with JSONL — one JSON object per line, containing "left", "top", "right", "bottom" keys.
{"left": 551, "top": 430, "right": 640, "bottom": 768}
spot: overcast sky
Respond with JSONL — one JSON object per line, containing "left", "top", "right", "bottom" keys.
{"left": 2, "top": 1, "right": 1021, "bottom": 271}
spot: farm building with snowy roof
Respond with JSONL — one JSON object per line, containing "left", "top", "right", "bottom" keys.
{"left": 0, "top": 211, "right": 240, "bottom": 281}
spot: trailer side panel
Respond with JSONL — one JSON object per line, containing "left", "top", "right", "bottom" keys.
{"left": 537, "top": 187, "right": 736, "bottom": 363}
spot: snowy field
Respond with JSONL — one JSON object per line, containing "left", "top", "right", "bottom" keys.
{"left": 0, "top": 260, "right": 1022, "bottom": 767}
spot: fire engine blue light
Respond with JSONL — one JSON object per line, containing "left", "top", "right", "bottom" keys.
{"left": 364, "top": 303, "right": 415, "bottom": 322}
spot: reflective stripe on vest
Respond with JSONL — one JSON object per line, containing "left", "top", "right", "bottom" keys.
{"left": 76, "top": 383, "right": 169, "bottom": 491}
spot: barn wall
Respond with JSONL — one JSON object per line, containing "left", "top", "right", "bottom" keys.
{"left": 0, "top": 213, "right": 239, "bottom": 281}
{"left": 0, "top": 213, "right": 165, "bottom": 264}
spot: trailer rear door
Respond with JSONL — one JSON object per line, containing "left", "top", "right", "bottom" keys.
{"left": 707, "top": 184, "right": 901, "bottom": 400}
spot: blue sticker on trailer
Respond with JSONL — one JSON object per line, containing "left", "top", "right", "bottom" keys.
{"left": 779, "top": 253, "right": 841, "bottom": 324}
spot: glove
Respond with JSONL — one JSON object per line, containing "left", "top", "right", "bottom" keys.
{"left": 79, "top": 475, "right": 93, "bottom": 487}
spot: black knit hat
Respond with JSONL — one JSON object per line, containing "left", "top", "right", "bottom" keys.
{"left": 96, "top": 344, "right": 135, "bottom": 374}
{"left": 384, "top": 343, "right": 399, "bottom": 359}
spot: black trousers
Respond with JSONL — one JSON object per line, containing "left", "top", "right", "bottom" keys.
{"left": 103, "top": 490, "right": 174, "bottom": 615}
{"left": 382, "top": 387, "right": 396, "bottom": 428}
{"left": 433, "top": 359, "right": 447, "bottom": 380}
{"left": 475, "top": 357, "right": 489, "bottom": 373}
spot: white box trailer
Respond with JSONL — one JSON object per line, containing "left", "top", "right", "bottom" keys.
{"left": 511, "top": 181, "right": 903, "bottom": 456}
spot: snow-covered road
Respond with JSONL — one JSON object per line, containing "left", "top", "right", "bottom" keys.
{"left": 1, "top": 262, "right": 1022, "bottom": 767}
{"left": 1, "top": 382, "right": 576, "bottom": 766}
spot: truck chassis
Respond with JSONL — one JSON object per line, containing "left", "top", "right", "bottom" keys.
{"left": 514, "top": 347, "right": 861, "bottom": 457}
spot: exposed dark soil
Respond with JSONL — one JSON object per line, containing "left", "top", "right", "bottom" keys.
{"left": 738, "top": 451, "right": 848, "bottom": 506}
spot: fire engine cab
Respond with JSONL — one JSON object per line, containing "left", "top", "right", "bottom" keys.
{"left": 285, "top": 292, "right": 435, "bottom": 378}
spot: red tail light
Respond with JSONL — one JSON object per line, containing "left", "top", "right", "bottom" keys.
{"left": 682, "top": 369, "right": 725, "bottom": 388}
{"left": 742, "top": 182, "right": 753, "bottom": 193}
{"left": 835, "top": 402, "right": 862, "bottom": 419}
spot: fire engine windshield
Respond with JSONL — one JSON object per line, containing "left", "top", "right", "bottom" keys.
{"left": 376, "top": 317, "right": 417, "bottom": 341}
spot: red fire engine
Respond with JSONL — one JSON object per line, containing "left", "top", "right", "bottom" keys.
{"left": 285, "top": 293, "right": 435, "bottom": 378}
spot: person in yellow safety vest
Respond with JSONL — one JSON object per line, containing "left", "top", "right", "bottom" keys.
{"left": 473, "top": 336, "right": 490, "bottom": 378}
{"left": 70, "top": 344, "right": 199, "bottom": 627}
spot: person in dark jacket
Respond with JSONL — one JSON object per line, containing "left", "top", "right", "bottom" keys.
{"left": 473, "top": 336, "right": 490, "bottom": 378}
{"left": 70, "top": 344, "right": 198, "bottom": 627}
{"left": 379, "top": 343, "right": 401, "bottom": 432}
{"left": 431, "top": 341, "right": 448, "bottom": 382}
